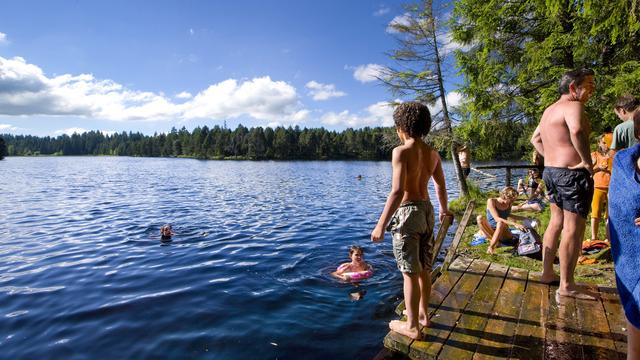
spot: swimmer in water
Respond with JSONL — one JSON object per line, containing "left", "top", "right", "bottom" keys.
{"left": 332, "top": 245, "right": 373, "bottom": 281}
{"left": 160, "top": 224, "right": 174, "bottom": 240}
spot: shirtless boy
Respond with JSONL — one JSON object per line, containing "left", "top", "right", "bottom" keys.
{"left": 371, "top": 102, "right": 452, "bottom": 340}
{"left": 530, "top": 68, "right": 596, "bottom": 300}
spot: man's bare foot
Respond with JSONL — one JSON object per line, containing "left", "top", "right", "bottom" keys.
{"left": 555, "top": 288, "right": 599, "bottom": 301}
{"left": 401, "top": 310, "right": 430, "bottom": 327}
{"left": 540, "top": 273, "right": 560, "bottom": 285}
{"left": 389, "top": 320, "right": 422, "bottom": 340}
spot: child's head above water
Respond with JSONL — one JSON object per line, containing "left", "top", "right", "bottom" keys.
{"left": 160, "top": 224, "right": 173, "bottom": 238}
{"left": 349, "top": 245, "right": 365, "bottom": 261}
{"left": 393, "top": 102, "right": 432, "bottom": 138}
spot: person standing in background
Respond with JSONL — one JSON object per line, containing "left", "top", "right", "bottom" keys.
{"left": 457, "top": 144, "right": 471, "bottom": 178}
{"left": 590, "top": 135, "right": 612, "bottom": 241}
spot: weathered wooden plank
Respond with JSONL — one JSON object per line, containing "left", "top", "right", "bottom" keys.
{"left": 431, "top": 214, "right": 454, "bottom": 265}
{"left": 508, "top": 271, "right": 549, "bottom": 360}
{"left": 385, "top": 257, "right": 473, "bottom": 354}
{"left": 395, "top": 257, "right": 472, "bottom": 316}
{"left": 545, "top": 284, "right": 583, "bottom": 360}
{"left": 408, "top": 259, "right": 491, "bottom": 359}
{"left": 438, "top": 262, "right": 509, "bottom": 360}
{"left": 573, "top": 284, "right": 621, "bottom": 359}
{"left": 599, "top": 286, "right": 627, "bottom": 359}
{"left": 472, "top": 267, "right": 528, "bottom": 360}
{"left": 443, "top": 201, "right": 476, "bottom": 269}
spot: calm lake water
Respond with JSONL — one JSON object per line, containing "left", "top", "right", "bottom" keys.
{"left": 0, "top": 157, "right": 525, "bottom": 359}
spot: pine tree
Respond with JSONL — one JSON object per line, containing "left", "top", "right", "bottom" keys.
{"left": 382, "top": 0, "right": 469, "bottom": 196}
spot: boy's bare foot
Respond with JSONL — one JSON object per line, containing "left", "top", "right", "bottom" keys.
{"left": 389, "top": 320, "right": 422, "bottom": 340}
{"left": 401, "top": 310, "right": 430, "bottom": 327}
{"left": 486, "top": 247, "right": 496, "bottom": 255}
{"left": 555, "top": 288, "right": 599, "bottom": 301}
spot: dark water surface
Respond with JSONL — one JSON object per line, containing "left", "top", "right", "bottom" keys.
{"left": 0, "top": 157, "right": 523, "bottom": 359}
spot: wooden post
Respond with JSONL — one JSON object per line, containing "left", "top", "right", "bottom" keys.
{"left": 442, "top": 201, "right": 475, "bottom": 270}
{"left": 506, "top": 167, "right": 512, "bottom": 187}
{"left": 431, "top": 213, "right": 453, "bottom": 265}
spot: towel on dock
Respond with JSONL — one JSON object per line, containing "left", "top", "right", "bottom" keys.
{"left": 609, "top": 144, "right": 640, "bottom": 328}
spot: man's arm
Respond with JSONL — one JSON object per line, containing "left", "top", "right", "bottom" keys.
{"left": 431, "top": 151, "right": 452, "bottom": 222}
{"left": 371, "top": 147, "right": 406, "bottom": 242}
{"left": 530, "top": 124, "right": 544, "bottom": 157}
{"left": 566, "top": 104, "right": 593, "bottom": 173}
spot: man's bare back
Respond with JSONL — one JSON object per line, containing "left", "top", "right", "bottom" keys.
{"left": 531, "top": 73, "right": 594, "bottom": 171}
{"left": 536, "top": 100, "right": 591, "bottom": 168}
{"left": 397, "top": 139, "right": 438, "bottom": 203}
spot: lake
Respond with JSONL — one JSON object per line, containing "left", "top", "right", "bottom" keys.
{"left": 0, "top": 157, "right": 525, "bottom": 359}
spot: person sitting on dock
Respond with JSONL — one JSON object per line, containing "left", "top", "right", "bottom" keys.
{"left": 332, "top": 245, "right": 373, "bottom": 281}
{"left": 476, "top": 187, "right": 528, "bottom": 255}
{"left": 371, "top": 101, "right": 452, "bottom": 340}
{"left": 513, "top": 169, "right": 547, "bottom": 212}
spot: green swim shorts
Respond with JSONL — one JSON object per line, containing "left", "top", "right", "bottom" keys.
{"left": 386, "top": 200, "right": 435, "bottom": 274}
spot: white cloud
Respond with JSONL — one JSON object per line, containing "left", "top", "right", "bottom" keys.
{"left": 0, "top": 123, "right": 19, "bottom": 132}
{"left": 321, "top": 100, "right": 397, "bottom": 128}
{"left": 353, "top": 64, "right": 385, "bottom": 83}
{"left": 428, "top": 91, "right": 464, "bottom": 115}
{"left": 374, "top": 6, "right": 390, "bottom": 16}
{"left": 437, "top": 32, "right": 472, "bottom": 55}
{"left": 0, "top": 32, "right": 7, "bottom": 44}
{"left": 387, "top": 13, "right": 411, "bottom": 33}
{"left": 175, "top": 91, "right": 192, "bottom": 99}
{"left": 183, "top": 76, "right": 303, "bottom": 122}
{"left": 189, "top": 28, "right": 194, "bottom": 36}
{"left": 305, "top": 81, "right": 346, "bottom": 101}
{"left": 0, "top": 56, "right": 309, "bottom": 124}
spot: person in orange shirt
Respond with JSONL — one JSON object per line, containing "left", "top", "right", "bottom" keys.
{"left": 591, "top": 134, "right": 613, "bottom": 240}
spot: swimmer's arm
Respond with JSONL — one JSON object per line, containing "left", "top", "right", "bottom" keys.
{"left": 372, "top": 147, "right": 406, "bottom": 242}
{"left": 635, "top": 217, "right": 640, "bottom": 226}
{"left": 331, "top": 271, "right": 349, "bottom": 280}
{"left": 531, "top": 125, "right": 544, "bottom": 157}
{"left": 335, "top": 263, "right": 350, "bottom": 275}
{"left": 432, "top": 152, "right": 452, "bottom": 222}
{"left": 566, "top": 104, "right": 593, "bottom": 173}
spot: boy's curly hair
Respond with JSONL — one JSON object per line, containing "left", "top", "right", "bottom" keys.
{"left": 393, "top": 102, "right": 432, "bottom": 138}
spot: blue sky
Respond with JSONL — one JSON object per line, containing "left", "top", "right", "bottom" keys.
{"left": 0, "top": 0, "right": 462, "bottom": 136}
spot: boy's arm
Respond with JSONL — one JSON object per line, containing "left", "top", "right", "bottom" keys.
{"left": 371, "top": 148, "right": 406, "bottom": 242}
{"left": 431, "top": 151, "right": 453, "bottom": 222}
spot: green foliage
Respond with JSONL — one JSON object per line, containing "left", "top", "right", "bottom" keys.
{"left": 0, "top": 125, "right": 392, "bottom": 161}
{"left": 449, "top": 179, "right": 495, "bottom": 214}
{"left": 452, "top": 0, "right": 640, "bottom": 136}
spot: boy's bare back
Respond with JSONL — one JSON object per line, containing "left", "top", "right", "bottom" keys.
{"left": 396, "top": 139, "right": 438, "bottom": 203}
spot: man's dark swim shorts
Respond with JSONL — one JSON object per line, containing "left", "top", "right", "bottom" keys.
{"left": 543, "top": 166, "right": 594, "bottom": 218}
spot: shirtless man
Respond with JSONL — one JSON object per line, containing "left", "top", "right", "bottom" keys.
{"left": 371, "top": 102, "right": 452, "bottom": 340}
{"left": 530, "top": 68, "right": 596, "bottom": 300}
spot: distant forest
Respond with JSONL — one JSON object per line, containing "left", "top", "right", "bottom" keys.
{"left": 0, "top": 125, "right": 394, "bottom": 161}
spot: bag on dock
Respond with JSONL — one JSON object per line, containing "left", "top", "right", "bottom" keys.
{"left": 517, "top": 228, "right": 542, "bottom": 256}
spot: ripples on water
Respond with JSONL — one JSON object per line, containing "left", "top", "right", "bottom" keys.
{"left": 0, "top": 157, "right": 524, "bottom": 359}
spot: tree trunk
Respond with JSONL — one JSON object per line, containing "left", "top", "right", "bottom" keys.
{"left": 430, "top": 10, "right": 469, "bottom": 198}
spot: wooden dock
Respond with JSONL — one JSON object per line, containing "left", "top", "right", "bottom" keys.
{"left": 382, "top": 256, "right": 628, "bottom": 359}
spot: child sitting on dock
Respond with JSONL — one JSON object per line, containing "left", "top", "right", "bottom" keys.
{"left": 476, "top": 187, "right": 529, "bottom": 255}
{"left": 371, "top": 102, "right": 452, "bottom": 340}
{"left": 332, "top": 245, "right": 373, "bottom": 281}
